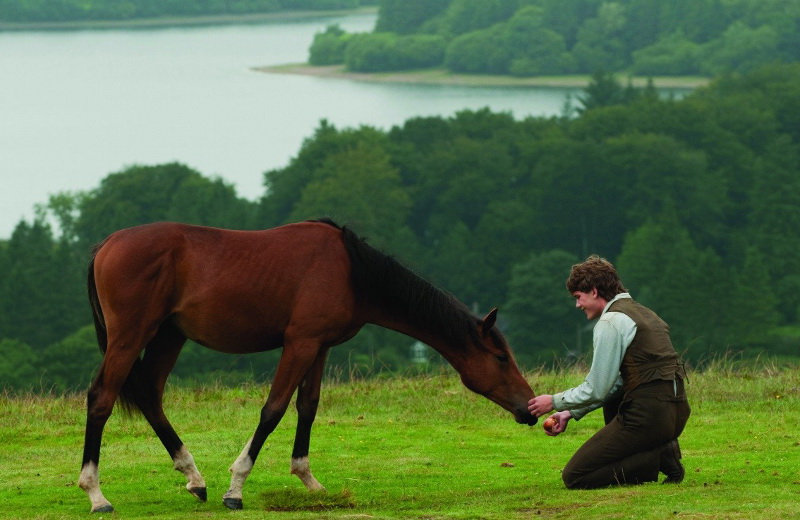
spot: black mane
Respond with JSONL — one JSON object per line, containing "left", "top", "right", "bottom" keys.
{"left": 314, "top": 219, "right": 483, "bottom": 348}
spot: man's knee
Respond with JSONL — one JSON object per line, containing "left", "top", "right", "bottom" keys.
{"left": 561, "top": 467, "right": 583, "bottom": 489}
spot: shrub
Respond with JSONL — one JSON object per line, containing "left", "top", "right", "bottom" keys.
{"left": 309, "top": 24, "right": 350, "bottom": 65}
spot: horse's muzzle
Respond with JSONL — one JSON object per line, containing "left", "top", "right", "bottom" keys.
{"left": 516, "top": 409, "right": 538, "bottom": 426}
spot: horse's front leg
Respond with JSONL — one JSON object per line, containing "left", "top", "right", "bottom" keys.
{"left": 291, "top": 348, "right": 330, "bottom": 492}
{"left": 223, "top": 342, "right": 321, "bottom": 510}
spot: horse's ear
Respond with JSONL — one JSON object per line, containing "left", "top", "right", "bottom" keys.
{"left": 481, "top": 308, "right": 498, "bottom": 336}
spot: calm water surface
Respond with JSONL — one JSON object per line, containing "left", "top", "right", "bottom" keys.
{"left": 0, "top": 12, "right": 575, "bottom": 238}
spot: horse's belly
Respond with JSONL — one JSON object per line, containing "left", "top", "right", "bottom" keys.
{"left": 197, "top": 335, "right": 284, "bottom": 354}
{"left": 172, "top": 313, "right": 285, "bottom": 354}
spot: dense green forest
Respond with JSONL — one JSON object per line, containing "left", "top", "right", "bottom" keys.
{"left": 2, "top": 63, "right": 799, "bottom": 392}
{"left": 0, "top": 0, "right": 376, "bottom": 23}
{"left": 309, "top": 0, "right": 800, "bottom": 77}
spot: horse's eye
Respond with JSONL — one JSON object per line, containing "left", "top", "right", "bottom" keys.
{"left": 496, "top": 353, "right": 509, "bottom": 363}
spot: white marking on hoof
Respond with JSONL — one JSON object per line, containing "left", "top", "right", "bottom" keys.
{"left": 79, "top": 462, "right": 114, "bottom": 513}
{"left": 224, "top": 438, "right": 254, "bottom": 503}
{"left": 291, "top": 456, "right": 326, "bottom": 492}
{"left": 173, "top": 445, "right": 207, "bottom": 499}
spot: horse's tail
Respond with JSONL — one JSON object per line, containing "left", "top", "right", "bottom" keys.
{"left": 87, "top": 241, "right": 146, "bottom": 415}
{"left": 87, "top": 244, "right": 108, "bottom": 355}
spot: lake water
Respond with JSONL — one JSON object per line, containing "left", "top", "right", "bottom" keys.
{"left": 0, "top": 11, "right": 580, "bottom": 239}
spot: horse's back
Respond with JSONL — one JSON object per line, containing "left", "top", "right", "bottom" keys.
{"left": 92, "top": 221, "right": 357, "bottom": 352}
{"left": 95, "top": 220, "right": 345, "bottom": 278}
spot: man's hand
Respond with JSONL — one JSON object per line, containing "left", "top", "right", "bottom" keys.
{"left": 543, "top": 411, "right": 572, "bottom": 436}
{"left": 528, "top": 394, "right": 554, "bottom": 418}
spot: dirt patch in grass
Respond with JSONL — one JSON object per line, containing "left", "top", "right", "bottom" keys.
{"left": 260, "top": 488, "right": 356, "bottom": 512}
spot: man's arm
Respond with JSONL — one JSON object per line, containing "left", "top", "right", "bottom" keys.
{"left": 552, "top": 313, "right": 634, "bottom": 420}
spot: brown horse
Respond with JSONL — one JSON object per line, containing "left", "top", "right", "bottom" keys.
{"left": 79, "top": 219, "right": 536, "bottom": 513}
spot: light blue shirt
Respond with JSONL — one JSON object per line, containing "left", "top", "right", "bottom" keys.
{"left": 553, "top": 293, "right": 637, "bottom": 420}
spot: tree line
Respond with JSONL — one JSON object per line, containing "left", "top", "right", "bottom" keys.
{"left": 0, "top": 0, "right": 376, "bottom": 23}
{"left": 309, "top": 0, "right": 800, "bottom": 77}
{"left": 2, "top": 63, "right": 799, "bottom": 392}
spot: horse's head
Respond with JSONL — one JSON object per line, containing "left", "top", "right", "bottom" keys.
{"left": 457, "top": 308, "right": 537, "bottom": 426}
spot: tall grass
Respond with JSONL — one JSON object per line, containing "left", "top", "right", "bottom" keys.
{"left": 1, "top": 358, "right": 797, "bottom": 519}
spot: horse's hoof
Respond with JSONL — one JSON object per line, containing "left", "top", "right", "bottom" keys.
{"left": 223, "top": 497, "right": 243, "bottom": 510}
{"left": 189, "top": 486, "right": 207, "bottom": 502}
{"left": 91, "top": 504, "right": 114, "bottom": 513}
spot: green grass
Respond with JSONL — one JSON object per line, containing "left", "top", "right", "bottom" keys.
{"left": 1, "top": 360, "right": 798, "bottom": 519}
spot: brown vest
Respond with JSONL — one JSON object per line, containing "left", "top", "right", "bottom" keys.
{"left": 609, "top": 298, "right": 686, "bottom": 393}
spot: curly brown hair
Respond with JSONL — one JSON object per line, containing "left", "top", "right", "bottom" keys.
{"left": 566, "top": 255, "right": 628, "bottom": 302}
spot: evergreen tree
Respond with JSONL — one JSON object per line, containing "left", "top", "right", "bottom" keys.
{"left": 722, "top": 248, "right": 780, "bottom": 348}
{"left": 577, "top": 70, "right": 627, "bottom": 112}
{"left": 505, "top": 250, "right": 580, "bottom": 365}
{"left": 0, "top": 339, "right": 38, "bottom": 391}
{"left": 0, "top": 220, "right": 69, "bottom": 349}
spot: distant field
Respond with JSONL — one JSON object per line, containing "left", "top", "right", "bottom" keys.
{"left": 1, "top": 360, "right": 797, "bottom": 519}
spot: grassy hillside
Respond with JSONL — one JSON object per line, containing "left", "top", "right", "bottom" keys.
{"left": 1, "top": 360, "right": 797, "bottom": 519}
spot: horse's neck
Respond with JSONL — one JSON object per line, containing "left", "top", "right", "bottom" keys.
{"left": 370, "top": 314, "right": 462, "bottom": 366}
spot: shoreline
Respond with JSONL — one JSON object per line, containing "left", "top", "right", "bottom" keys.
{"left": 254, "top": 63, "right": 710, "bottom": 90}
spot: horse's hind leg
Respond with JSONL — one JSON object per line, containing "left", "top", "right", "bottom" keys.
{"left": 79, "top": 346, "right": 144, "bottom": 513}
{"left": 291, "top": 348, "right": 330, "bottom": 492}
{"left": 138, "top": 325, "right": 207, "bottom": 502}
{"left": 223, "top": 340, "right": 323, "bottom": 510}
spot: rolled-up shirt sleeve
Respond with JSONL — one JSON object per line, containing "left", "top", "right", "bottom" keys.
{"left": 553, "top": 311, "right": 635, "bottom": 420}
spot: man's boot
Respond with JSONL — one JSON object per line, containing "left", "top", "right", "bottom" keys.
{"left": 660, "top": 439, "right": 685, "bottom": 484}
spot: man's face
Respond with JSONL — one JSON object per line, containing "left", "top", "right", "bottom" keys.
{"left": 572, "top": 288, "right": 607, "bottom": 320}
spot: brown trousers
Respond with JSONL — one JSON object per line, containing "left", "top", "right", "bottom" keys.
{"left": 562, "top": 378, "right": 690, "bottom": 489}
